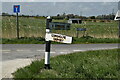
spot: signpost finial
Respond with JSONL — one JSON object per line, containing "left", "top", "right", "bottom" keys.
{"left": 47, "top": 16, "right": 51, "bottom": 19}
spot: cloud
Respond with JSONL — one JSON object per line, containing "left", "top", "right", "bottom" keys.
{"left": 1, "top": 0, "right": 35, "bottom": 2}
{"left": 1, "top": 0, "right": 119, "bottom": 2}
{"left": 2, "top": 2, "right": 118, "bottom": 16}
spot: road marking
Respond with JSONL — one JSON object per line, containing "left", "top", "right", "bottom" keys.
{"left": 3, "top": 52, "right": 10, "bottom": 53}
{"left": 16, "top": 49, "right": 30, "bottom": 52}
{"left": 73, "top": 50, "right": 85, "bottom": 52}
{"left": 36, "top": 50, "right": 44, "bottom": 51}
{"left": 58, "top": 50, "right": 69, "bottom": 51}
{"left": 51, "top": 52, "right": 56, "bottom": 53}
{"left": 60, "top": 52, "right": 68, "bottom": 54}
{"left": 1, "top": 50, "right": 11, "bottom": 52}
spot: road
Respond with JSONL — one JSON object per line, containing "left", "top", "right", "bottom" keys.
{"left": 1, "top": 44, "right": 119, "bottom": 78}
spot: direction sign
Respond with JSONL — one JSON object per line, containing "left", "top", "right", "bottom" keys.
{"left": 49, "top": 22, "right": 71, "bottom": 30}
{"left": 13, "top": 5, "right": 20, "bottom": 13}
{"left": 45, "top": 33, "right": 72, "bottom": 44}
{"left": 76, "top": 28, "right": 86, "bottom": 31}
{"left": 114, "top": 10, "right": 120, "bottom": 20}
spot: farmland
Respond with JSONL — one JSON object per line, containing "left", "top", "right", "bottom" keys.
{"left": 2, "top": 16, "right": 118, "bottom": 39}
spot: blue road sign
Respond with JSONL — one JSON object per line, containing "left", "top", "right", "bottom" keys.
{"left": 76, "top": 28, "right": 86, "bottom": 31}
{"left": 13, "top": 5, "right": 20, "bottom": 13}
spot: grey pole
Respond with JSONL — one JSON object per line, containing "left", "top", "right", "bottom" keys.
{"left": 44, "top": 16, "right": 52, "bottom": 69}
{"left": 118, "top": 1, "right": 120, "bottom": 38}
{"left": 16, "top": 12, "right": 19, "bottom": 39}
{"left": 76, "top": 29, "right": 79, "bottom": 38}
{"left": 118, "top": 20, "right": 120, "bottom": 38}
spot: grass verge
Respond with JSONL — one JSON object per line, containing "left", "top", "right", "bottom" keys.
{"left": 1, "top": 37, "right": 45, "bottom": 44}
{"left": 13, "top": 49, "right": 119, "bottom": 79}
{"left": 1, "top": 37, "right": 120, "bottom": 44}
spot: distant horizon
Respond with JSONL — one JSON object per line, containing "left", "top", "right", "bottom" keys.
{"left": 2, "top": 2, "right": 118, "bottom": 17}
{"left": 1, "top": 12, "right": 115, "bottom": 17}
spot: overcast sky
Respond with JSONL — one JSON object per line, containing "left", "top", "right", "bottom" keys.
{"left": 2, "top": 2, "right": 118, "bottom": 16}
{"left": 1, "top": 0, "right": 119, "bottom": 2}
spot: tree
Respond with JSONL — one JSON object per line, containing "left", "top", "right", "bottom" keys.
{"left": 90, "top": 16, "right": 95, "bottom": 19}
{"left": 2, "top": 12, "right": 10, "bottom": 16}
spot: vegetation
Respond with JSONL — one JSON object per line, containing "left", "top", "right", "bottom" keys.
{"left": 1, "top": 37, "right": 120, "bottom": 44}
{"left": 2, "top": 16, "right": 46, "bottom": 38}
{"left": 13, "top": 49, "right": 119, "bottom": 79}
{"left": 1, "top": 37, "right": 45, "bottom": 44}
{"left": 2, "top": 16, "right": 118, "bottom": 39}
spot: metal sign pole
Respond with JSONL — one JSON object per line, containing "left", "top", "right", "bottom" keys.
{"left": 16, "top": 12, "right": 19, "bottom": 39}
{"left": 83, "top": 31, "right": 85, "bottom": 37}
{"left": 14, "top": 5, "right": 20, "bottom": 39}
{"left": 118, "top": 1, "right": 120, "bottom": 38}
{"left": 118, "top": 20, "right": 120, "bottom": 38}
{"left": 76, "top": 30, "right": 79, "bottom": 38}
{"left": 44, "top": 16, "right": 52, "bottom": 69}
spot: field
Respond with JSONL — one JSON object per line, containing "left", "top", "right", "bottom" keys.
{"left": 2, "top": 16, "right": 118, "bottom": 39}
{"left": 13, "top": 49, "right": 119, "bottom": 79}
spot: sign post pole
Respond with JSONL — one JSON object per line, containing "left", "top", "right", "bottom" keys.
{"left": 76, "top": 28, "right": 86, "bottom": 38}
{"left": 118, "top": 20, "right": 120, "bottom": 38}
{"left": 16, "top": 12, "right": 19, "bottom": 39}
{"left": 118, "top": 1, "right": 120, "bottom": 38}
{"left": 44, "top": 16, "right": 52, "bottom": 69}
{"left": 83, "top": 30, "right": 85, "bottom": 37}
{"left": 13, "top": 5, "right": 20, "bottom": 39}
{"left": 76, "top": 30, "right": 79, "bottom": 38}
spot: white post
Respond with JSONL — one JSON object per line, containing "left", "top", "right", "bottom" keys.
{"left": 44, "top": 16, "right": 52, "bottom": 69}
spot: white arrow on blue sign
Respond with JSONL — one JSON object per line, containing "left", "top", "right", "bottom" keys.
{"left": 13, "top": 5, "right": 20, "bottom": 13}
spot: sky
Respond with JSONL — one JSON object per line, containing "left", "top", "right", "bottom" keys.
{"left": 1, "top": 2, "right": 119, "bottom": 16}
{"left": 1, "top": 0, "right": 120, "bottom": 2}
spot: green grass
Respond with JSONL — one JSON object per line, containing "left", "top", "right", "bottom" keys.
{"left": 13, "top": 49, "right": 119, "bottom": 79}
{"left": 2, "top": 16, "right": 46, "bottom": 38}
{"left": 73, "top": 37, "right": 120, "bottom": 44}
{"left": 2, "top": 16, "right": 118, "bottom": 39}
{"left": 1, "top": 37, "right": 45, "bottom": 44}
{"left": 1, "top": 37, "right": 120, "bottom": 44}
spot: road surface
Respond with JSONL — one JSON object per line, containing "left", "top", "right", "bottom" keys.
{"left": 1, "top": 44, "right": 119, "bottom": 78}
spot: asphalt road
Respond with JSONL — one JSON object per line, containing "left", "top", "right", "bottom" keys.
{"left": 1, "top": 44, "right": 119, "bottom": 78}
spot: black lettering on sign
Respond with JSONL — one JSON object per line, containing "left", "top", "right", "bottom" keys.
{"left": 51, "top": 34, "right": 66, "bottom": 42}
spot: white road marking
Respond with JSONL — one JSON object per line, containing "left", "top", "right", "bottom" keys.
{"left": 1, "top": 50, "right": 11, "bottom": 52}
{"left": 3, "top": 52, "right": 10, "bottom": 53}
{"left": 36, "top": 50, "right": 44, "bottom": 52}
{"left": 58, "top": 50, "right": 69, "bottom": 51}
{"left": 51, "top": 52, "right": 56, "bottom": 53}
{"left": 73, "top": 50, "right": 85, "bottom": 52}
{"left": 60, "top": 52, "right": 68, "bottom": 54}
{"left": 16, "top": 49, "right": 30, "bottom": 52}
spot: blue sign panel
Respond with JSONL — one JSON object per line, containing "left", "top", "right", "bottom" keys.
{"left": 13, "top": 5, "right": 20, "bottom": 13}
{"left": 76, "top": 28, "right": 86, "bottom": 31}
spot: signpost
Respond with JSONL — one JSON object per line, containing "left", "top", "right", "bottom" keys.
{"left": 13, "top": 5, "right": 20, "bottom": 39}
{"left": 45, "top": 33, "right": 72, "bottom": 44}
{"left": 76, "top": 28, "right": 86, "bottom": 38}
{"left": 114, "top": 1, "right": 120, "bottom": 38}
{"left": 44, "top": 16, "right": 72, "bottom": 69}
{"left": 44, "top": 16, "right": 52, "bottom": 69}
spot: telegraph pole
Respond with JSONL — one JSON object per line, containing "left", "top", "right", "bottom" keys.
{"left": 44, "top": 16, "right": 52, "bottom": 69}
